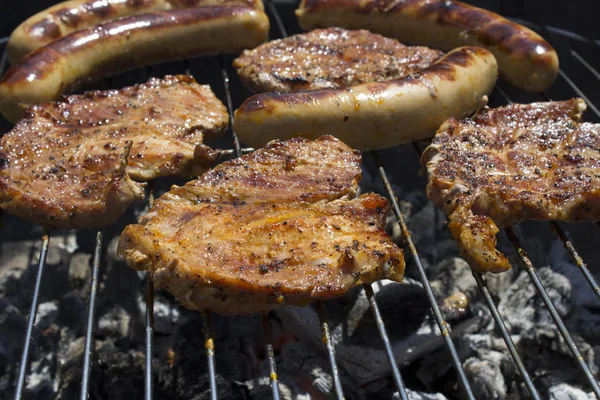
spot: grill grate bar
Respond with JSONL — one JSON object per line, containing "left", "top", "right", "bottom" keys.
{"left": 364, "top": 284, "right": 409, "bottom": 400}
{"left": 260, "top": 314, "right": 282, "bottom": 400}
{"left": 471, "top": 272, "right": 541, "bottom": 399}
{"left": 557, "top": 69, "right": 600, "bottom": 119}
{"left": 373, "top": 158, "right": 476, "bottom": 400}
{"left": 80, "top": 230, "right": 104, "bottom": 400}
{"left": 265, "top": 0, "right": 288, "bottom": 38}
{"left": 568, "top": 49, "right": 600, "bottom": 81}
{"left": 506, "top": 227, "right": 600, "bottom": 398}
{"left": 550, "top": 222, "right": 600, "bottom": 301}
{"left": 145, "top": 185, "right": 156, "bottom": 400}
{"left": 316, "top": 301, "right": 345, "bottom": 400}
{"left": 14, "top": 231, "right": 51, "bottom": 400}
{"left": 203, "top": 311, "right": 219, "bottom": 400}
{"left": 220, "top": 56, "right": 242, "bottom": 158}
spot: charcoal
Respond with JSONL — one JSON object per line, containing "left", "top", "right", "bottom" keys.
{"left": 35, "top": 301, "right": 58, "bottom": 331}
{"left": 0, "top": 299, "right": 26, "bottom": 374}
{"left": 393, "top": 389, "right": 448, "bottom": 399}
{"left": 97, "top": 304, "right": 132, "bottom": 340}
{"left": 67, "top": 253, "right": 92, "bottom": 297}
{"left": 429, "top": 257, "right": 477, "bottom": 300}
{"left": 548, "top": 383, "right": 594, "bottom": 400}
{"left": 498, "top": 267, "right": 572, "bottom": 332}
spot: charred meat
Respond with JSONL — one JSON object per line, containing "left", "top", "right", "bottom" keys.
{"left": 422, "top": 98, "right": 600, "bottom": 273}
{"left": 118, "top": 136, "right": 405, "bottom": 315}
{"left": 0, "top": 75, "right": 228, "bottom": 228}
{"left": 233, "top": 27, "right": 443, "bottom": 92}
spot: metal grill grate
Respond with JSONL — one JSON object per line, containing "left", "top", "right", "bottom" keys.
{"left": 1, "top": 1, "right": 599, "bottom": 399}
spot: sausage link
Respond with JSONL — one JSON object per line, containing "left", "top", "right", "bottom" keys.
{"left": 233, "top": 46, "right": 498, "bottom": 150}
{"left": 296, "top": 0, "right": 558, "bottom": 92}
{"left": 8, "top": 0, "right": 264, "bottom": 64}
{"left": 0, "top": 6, "right": 269, "bottom": 123}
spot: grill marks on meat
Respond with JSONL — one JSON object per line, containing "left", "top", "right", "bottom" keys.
{"left": 233, "top": 27, "right": 443, "bottom": 92}
{"left": 422, "top": 98, "right": 600, "bottom": 273}
{"left": 0, "top": 75, "right": 228, "bottom": 228}
{"left": 118, "top": 136, "right": 405, "bottom": 315}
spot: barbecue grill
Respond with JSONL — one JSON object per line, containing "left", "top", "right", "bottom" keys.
{"left": 1, "top": 1, "right": 599, "bottom": 399}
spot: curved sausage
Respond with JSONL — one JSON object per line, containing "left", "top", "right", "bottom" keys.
{"left": 7, "top": 0, "right": 264, "bottom": 64}
{"left": 296, "top": 0, "right": 558, "bottom": 92}
{"left": 0, "top": 6, "right": 269, "bottom": 123}
{"left": 233, "top": 46, "right": 498, "bottom": 150}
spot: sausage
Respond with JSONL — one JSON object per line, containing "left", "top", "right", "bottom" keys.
{"left": 295, "top": 0, "right": 558, "bottom": 93}
{"left": 0, "top": 6, "right": 269, "bottom": 123}
{"left": 7, "top": 0, "right": 264, "bottom": 64}
{"left": 233, "top": 46, "right": 498, "bottom": 150}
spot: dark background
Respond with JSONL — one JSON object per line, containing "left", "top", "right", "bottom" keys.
{"left": 1, "top": 0, "right": 599, "bottom": 40}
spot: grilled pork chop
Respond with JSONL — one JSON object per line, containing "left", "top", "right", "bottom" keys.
{"left": 118, "top": 136, "right": 405, "bottom": 315}
{"left": 233, "top": 27, "right": 443, "bottom": 92}
{"left": 421, "top": 98, "right": 600, "bottom": 273}
{"left": 0, "top": 75, "right": 228, "bottom": 228}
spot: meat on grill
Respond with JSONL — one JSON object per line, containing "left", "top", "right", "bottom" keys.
{"left": 233, "top": 27, "right": 443, "bottom": 92}
{"left": 0, "top": 75, "right": 228, "bottom": 228}
{"left": 118, "top": 136, "right": 405, "bottom": 315}
{"left": 421, "top": 98, "right": 600, "bottom": 273}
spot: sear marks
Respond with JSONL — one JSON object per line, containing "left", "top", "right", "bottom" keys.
{"left": 422, "top": 98, "right": 600, "bottom": 273}
{"left": 118, "top": 136, "right": 404, "bottom": 315}
{"left": 0, "top": 75, "right": 228, "bottom": 229}
{"left": 234, "top": 27, "right": 443, "bottom": 92}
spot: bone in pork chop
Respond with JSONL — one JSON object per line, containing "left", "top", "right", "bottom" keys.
{"left": 0, "top": 75, "right": 228, "bottom": 228}
{"left": 422, "top": 98, "right": 600, "bottom": 273}
{"left": 118, "top": 136, "right": 405, "bottom": 315}
{"left": 233, "top": 27, "right": 443, "bottom": 92}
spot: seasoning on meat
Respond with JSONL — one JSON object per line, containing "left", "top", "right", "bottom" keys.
{"left": 118, "top": 136, "right": 405, "bottom": 315}
{"left": 0, "top": 75, "right": 228, "bottom": 228}
{"left": 422, "top": 98, "right": 600, "bottom": 273}
{"left": 233, "top": 27, "right": 443, "bottom": 92}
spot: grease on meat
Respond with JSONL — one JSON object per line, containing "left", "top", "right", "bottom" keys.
{"left": 422, "top": 98, "right": 600, "bottom": 273}
{"left": 118, "top": 136, "right": 405, "bottom": 315}
{"left": 0, "top": 75, "right": 228, "bottom": 228}
{"left": 234, "top": 27, "right": 443, "bottom": 92}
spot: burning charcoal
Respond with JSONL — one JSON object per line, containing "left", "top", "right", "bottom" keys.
{"left": 429, "top": 257, "right": 477, "bottom": 300}
{"left": 498, "top": 267, "right": 572, "bottom": 332}
{"left": 463, "top": 351, "right": 509, "bottom": 399}
{"left": 36, "top": 301, "right": 58, "bottom": 331}
{"left": 151, "top": 294, "right": 180, "bottom": 335}
{"left": 393, "top": 389, "right": 448, "bottom": 399}
{"left": 548, "top": 383, "right": 595, "bottom": 399}
{"left": 68, "top": 253, "right": 92, "bottom": 297}
{"left": 56, "top": 291, "right": 85, "bottom": 336}
{"left": 244, "top": 376, "right": 294, "bottom": 400}
{"left": 0, "top": 299, "right": 26, "bottom": 374}
{"left": 277, "top": 279, "right": 481, "bottom": 389}
{"left": 97, "top": 305, "right": 133, "bottom": 340}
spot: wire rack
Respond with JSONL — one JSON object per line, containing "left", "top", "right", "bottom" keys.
{"left": 2, "top": 1, "right": 600, "bottom": 399}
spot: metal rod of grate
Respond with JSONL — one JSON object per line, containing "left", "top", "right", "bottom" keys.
{"left": 80, "top": 230, "right": 104, "bottom": 400}
{"left": 260, "top": 314, "right": 282, "bottom": 400}
{"left": 145, "top": 185, "right": 156, "bottom": 400}
{"left": 203, "top": 311, "right": 219, "bottom": 400}
{"left": 14, "top": 231, "right": 51, "bottom": 400}
{"left": 506, "top": 228, "right": 600, "bottom": 398}
{"left": 373, "top": 158, "right": 476, "bottom": 400}
{"left": 316, "top": 301, "right": 345, "bottom": 400}
{"left": 364, "top": 284, "right": 409, "bottom": 400}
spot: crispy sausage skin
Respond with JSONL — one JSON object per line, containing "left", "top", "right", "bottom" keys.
{"left": 7, "top": 0, "right": 264, "bottom": 64}
{"left": 296, "top": 0, "right": 558, "bottom": 92}
{"left": 0, "top": 6, "right": 269, "bottom": 123}
{"left": 233, "top": 46, "right": 498, "bottom": 150}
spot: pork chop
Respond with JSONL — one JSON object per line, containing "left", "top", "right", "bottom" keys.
{"left": 0, "top": 75, "right": 228, "bottom": 228}
{"left": 233, "top": 27, "right": 443, "bottom": 92}
{"left": 421, "top": 98, "right": 600, "bottom": 273}
{"left": 118, "top": 136, "right": 405, "bottom": 315}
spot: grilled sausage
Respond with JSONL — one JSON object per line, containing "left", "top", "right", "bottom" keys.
{"left": 296, "top": 0, "right": 558, "bottom": 92}
{"left": 0, "top": 6, "right": 269, "bottom": 123}
{"left": 233, "top": 46, "right": 497, "bottom": 150}
{"left": 7, "top": 0, "right": 264, "bottom": 64}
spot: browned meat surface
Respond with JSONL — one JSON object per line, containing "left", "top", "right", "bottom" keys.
{"left": 233, "top": 27, "right": 443, "bottom": 92}
{"left": 0, "top": 75, "right": 228, "bottom": 228}
{"left": 118, "top": 136, "right": 404, "bottom": 315}
{"left": 421, "top": 98, "right": 600, "bottom": 273}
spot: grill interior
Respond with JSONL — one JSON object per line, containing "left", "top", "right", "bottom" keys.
{"left": 1, "top": 1, "right": 600, "bottom": 399}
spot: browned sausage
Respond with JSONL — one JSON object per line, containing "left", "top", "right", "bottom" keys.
{"left": 233, "top": 47, "right": 498, "bottom": 150}
{"left": 296, "top": 0, "right": 558, "bottom": 92}
{"left": 8, "top": 0, "right": 264, "bottom": 64}
{"left": 0, "top": 6, "right": 270, "bottom": 123}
